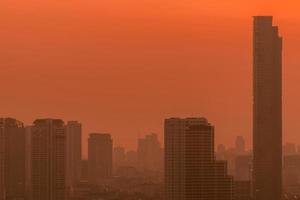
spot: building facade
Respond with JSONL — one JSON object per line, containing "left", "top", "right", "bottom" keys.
{"left": 283, "top": 155, "right": 300, "bottom": 196}
{"left": 31, "top": 119, "right": 66, "bottom": 200}
{"left": 88, "top": 133, "right": 113, "bottom": 185}
{"left": 164, "top": 118, "right": 233, "bottom": 200}
{"left": 253, "top": 16, "right": 282, "bottom": 200}
{"left": 65, "top": 121, "right": 82, "bottom": 190}
{"left": 0, "top": 118, "right": 26, "bottom": 200}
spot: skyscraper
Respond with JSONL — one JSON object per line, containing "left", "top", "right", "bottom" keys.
{"left": 165, "top": 118, "right": 233, "bottom": 200}
{"left": 65, "top": 121, "right": 82, "bottom": 190}
{"left": 253, "top": 16, "right": 282, "bottom": 200}
{"left": 88, "top": 133, "right": 113, "bottom": 186}
{"left": 31, "top": 119, "right": 66, "bottom": 200}
{"left": 0, "top": 118, "right": 26, "bottom": 200}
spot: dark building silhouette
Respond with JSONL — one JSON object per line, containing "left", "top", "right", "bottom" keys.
{"left": 0, "top": 125, "right": 3, "bottom": 200}
{"left": 31, "top": 119, "right": 66, "bottom": 200}
{"left": 164, "top": 118, "right": 233, "bottom": 200}
{"left": 25, "top": 126, "right": 32, "bottom": 199}
{"left": 88, "top": 133, "right": 113, "bottom": 185}
{"left": 283, "top": 143, "right": 297, "bottom": 156}
{"left": 0, "top": 118, "right": 26, "bottom": 200}
{"left": 235, "top": 155, "right": 252, "bottom": 181}
{"left": 253, "top": 16, "right": 283, "bottom": 200}
{"left": 235, "top": 136, "right": 246, "bottom": 155}
{"left": 283, "top": 155, "right": 300, "bottom": 195}
{"left": 125, "top": 150, "right": 138, "bottom": 167}
{"left": 217, "top": 144, "right": 226, "bottom": 154}
{"left": 113, "top": 146, "right": 126, "bottom": 173}
{"left": 137, "top": 133, "right": 163, "bottom": 174}
{"left": 234, "top": 181, "right": 252, "bottom": 200}
{"left": 65, "top": 121, "right": 82, "bottom": 191}
{"left": 80, "top": 160, "right": 88, "bottom": 182}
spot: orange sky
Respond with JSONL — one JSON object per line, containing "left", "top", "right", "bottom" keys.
{"left": 1, "top": 1, "right": 300, "bottom": 156}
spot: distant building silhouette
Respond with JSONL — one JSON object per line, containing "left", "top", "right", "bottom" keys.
{"left": 283, "top": 155, "right": 300, "bottom": 196}
{"left": 65, "top": 121, "right": 82, "bottom": 191}
{"left": 283, "top": 143, "right": 297, "bottom": 156}
{"left": 125, "top": 150, "right": 138, "bottom": 167}
{"left": 297, "top": 145, "right": 300, "bottom": 155}
{"left": 88, "top": 133, "right": 112, "bottom": 185}
{"left": 31, "top": 119, "right": 66, "bottom": 200}
{"left": 217, "top": 144, "right": 226, "bottom": 154}
{"left": 164, "top": 118, "right": 233, "bottom": 200}
{"left": 137, "top": 133, "right": 163, "bottom": 174}
{"left": 216, "top": 147, "right": 237, "bottom": 176}
{"left": 113, "top": 146, "right": 126, "bottom": 173}
{"left": 253, "top": 16, "right": 283, "bottom": 200}
{"left": 0, "top": 118, "right": 26, "bottom": 200}
{"left": 235, "top": 155, "right": 252, "bottom": 181}
{"left": 235, "top": 136, "right": 246, "bottom": 155}
{"left": 80, "top": 160, "right": 88, "bottom": 182}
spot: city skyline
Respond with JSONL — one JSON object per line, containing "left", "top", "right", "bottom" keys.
{"left": 3, "top": 1, "right": 300, "bottom": 154}
{"left": 1, "top": 114, "right": 300, "bottom": 200}
{"left": 2, "top": 1, "right": 300, "bottom": 199}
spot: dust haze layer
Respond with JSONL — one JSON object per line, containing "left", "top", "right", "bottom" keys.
{"left": 1, "top": 0, "right": 300, "bottom": 156}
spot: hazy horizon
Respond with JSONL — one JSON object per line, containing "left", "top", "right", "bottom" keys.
{"left": 2, "top": 1, "right": 300, "bottom": 157}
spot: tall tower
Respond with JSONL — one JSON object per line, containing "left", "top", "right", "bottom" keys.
{"left": 65, "top": 121, "right": 82, "bottom": 190}
{"left": 0, "top": 118, "right": 26, "bottom": 200}
{"left": 164, "top": 118, "right": 233, "bottom": 200}
{"left": 31, "top": 119, "right": 66, "bottom": 200}
{"left": 88, "top": 133, "right": 113, "bottom": 186}
{"left": 253, "top": 16, "right": 282, "bottom": 200}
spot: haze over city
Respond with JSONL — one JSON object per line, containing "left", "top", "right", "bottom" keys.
{"left": 2, "top": 1, "right": 300, "bottom": 156}
{"left": 3, "top": 1, "right": 300, "bottom": 200}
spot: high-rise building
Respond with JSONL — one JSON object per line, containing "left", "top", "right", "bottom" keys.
{"left": 0, "top": 118, "right": 26, "bottom": 200}
{"left": 88, "top": 133, "right": 113, "bottom": 186}
{"left": 31, "top": 119, "right": 66, "bottom": 200}
{"left": 65, "top": 121, "right": 82, "bottom": 190}
{"left": 137, "top": 133, "right": 163, "bottom": 174}
{"left": 164, "top": 117, "right": 233, "bottom": 200}
{"left": 253, "top": 16, "right": 283, "bottom": 200}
